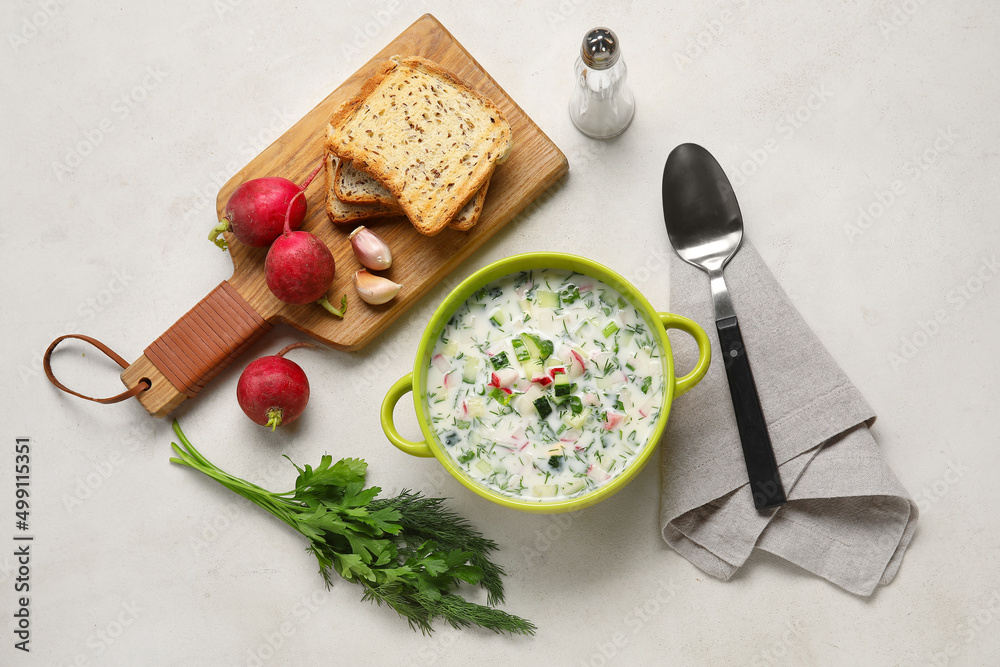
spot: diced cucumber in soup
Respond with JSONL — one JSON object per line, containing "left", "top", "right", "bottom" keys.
{"left": 553, "top": 371, "right": 570, "bottom": 397}
{"left": 522, "top": 358, "right": 544, "bottom": 379}
{"left": 520, "top": 333, "right": 542, "bottom": 359}
{"left": 536, "top": 290, "right": 559, "bottom": 308}
{"left": 463, "top": 356, "right": 481, "bottom": 383}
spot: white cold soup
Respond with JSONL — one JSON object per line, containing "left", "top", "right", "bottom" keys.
{"left": 425, "top": 269, "right": 667, "bottom": 502}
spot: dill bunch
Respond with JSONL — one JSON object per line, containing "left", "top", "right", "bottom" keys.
{"left": 169, "top": 421, "right": 535, "bottom": 636}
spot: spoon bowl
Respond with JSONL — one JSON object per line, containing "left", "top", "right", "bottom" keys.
{"left": 662, "top": 143, "right": 744, "bottom": 274}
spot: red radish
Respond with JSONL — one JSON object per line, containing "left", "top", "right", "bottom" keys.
{"left": 486, "top": 378, "right": 512, "bottom": 395}
{"left": 236, "top": 342, "right": 315, "bottom": 430}
{"left": 431, "top": 354, "right": 449, "bottom": 373}
{"left": 603, "top": 412, "right": 625, "bottom": 431}
{"left": 490, "top": 368, "right": 519, "bottom": 388}
{"left": 208, "top": 159, "right": 324, "bottom": 250}
{"left": 638, "top": 396, "right": 656, "bottom": 419}
{"left": 609, "top": 369, "right": 629, "bottom": 385}
{"left": 265, "top": 192, "right": 347, "bottom": 317}
{"left": 587, "top": 464, "right": 611, "bottom": 482}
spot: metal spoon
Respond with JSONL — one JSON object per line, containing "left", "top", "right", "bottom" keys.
{"left": 661, "top": 143, "right": 786, "bottom": 509}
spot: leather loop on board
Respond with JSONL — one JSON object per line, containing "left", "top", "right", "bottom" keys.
{"left": 43, "top": 334, "right": 150, "bottom": 404}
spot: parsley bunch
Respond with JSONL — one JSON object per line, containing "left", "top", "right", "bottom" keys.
{"left": 169, "top": 421, "right": 535, "bottom": 636}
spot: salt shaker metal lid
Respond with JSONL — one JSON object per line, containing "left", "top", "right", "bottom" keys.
{"left": 581, "top": 28, "right": 620, "bottom": 70}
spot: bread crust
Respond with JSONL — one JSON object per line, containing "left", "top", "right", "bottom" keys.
{"left": 326, "top": 153, "right": 490, "bottom": 230}
{"left": 449, "top": 169, "right": 492, "bottom": 231}
{"left": 323, "top": 154, "right": 402, "bottom": 225}
{"left": 333, "top": 158, "right": 397, "bottom": 206}
{"left": 326, "top": 56, "right": 511, "bottom": 236}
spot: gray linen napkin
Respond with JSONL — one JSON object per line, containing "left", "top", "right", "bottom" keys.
{"left": 658, "top": 239, "right": 918, "bottom": 596}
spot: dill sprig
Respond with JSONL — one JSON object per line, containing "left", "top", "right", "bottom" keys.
{"left": 362, "top": 585, "right": 528, "bottom": 635}
{"left": 369, "top": 491, "right": 507, "bottom": 607}
{"left": 169, "top": 421, "right": 535, "bottom": 636}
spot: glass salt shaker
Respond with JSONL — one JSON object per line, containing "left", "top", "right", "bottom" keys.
{"left": 569, "top": 27, "right": 635, "bottom": 139}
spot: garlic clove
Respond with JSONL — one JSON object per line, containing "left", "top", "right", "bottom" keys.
{"left": 354, "top": 269, "right": 402, "bottom": 305}
{"left": 349, "top": 225, "right": 392, "bottom": 270}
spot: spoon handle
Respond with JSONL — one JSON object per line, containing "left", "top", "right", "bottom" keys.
{"left": 716, "top": 315, "right": 787, "bottom": 509}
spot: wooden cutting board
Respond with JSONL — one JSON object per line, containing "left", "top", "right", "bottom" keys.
{"left": 120, "top": 13, "right": 568, "bottom": 418}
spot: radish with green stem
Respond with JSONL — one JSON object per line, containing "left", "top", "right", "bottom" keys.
{"left": 265, "top": 192, "right": 347, "bottom": 318}
{"left": 237, "top": 342, "right": 315, "bottom": 430}
{"left": 208, "top": 159, "right": 324, "bottom": 250}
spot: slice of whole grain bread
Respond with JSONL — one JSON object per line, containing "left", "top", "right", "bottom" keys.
{"left": 324, "top": 154, "right": 402, "bottom": 225}
{"left": 449, "top": 172, "right": 491, "bottom": 231}
{"left": 335, "top": 157, "right": 490, "bottom": 231}
{"left": 334, "top": 158, "right": 397, "bottom": 206}
{"left": 326, "top": 56, "right": 512, "bottom": 236}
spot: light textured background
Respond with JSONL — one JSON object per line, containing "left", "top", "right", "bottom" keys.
{"left": 2, "top": 1, "right": 998, "bottom": 665}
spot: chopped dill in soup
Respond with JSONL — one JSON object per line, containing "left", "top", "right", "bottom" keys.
{"left": 425, "top": 269, "right": 666, "bottom": 502}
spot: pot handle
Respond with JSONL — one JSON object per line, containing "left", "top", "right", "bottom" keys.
{"left": 658, "top": 313, "right": 712, "bottom": 397}
{"left": 380, "top": 373, "right": 434, "bottom": 458}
